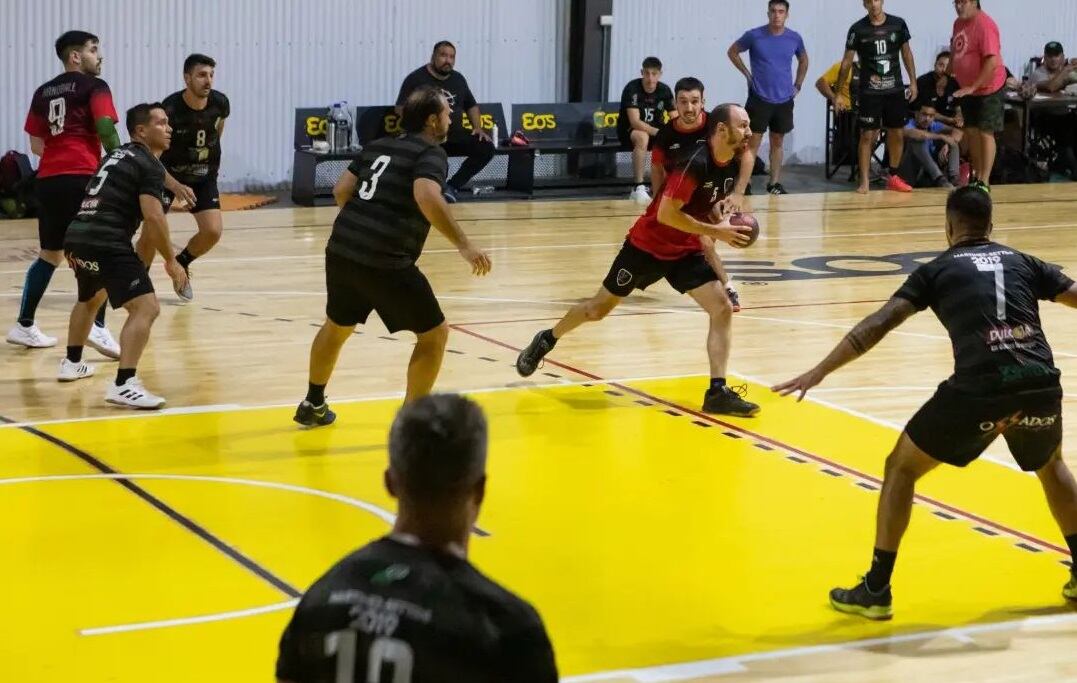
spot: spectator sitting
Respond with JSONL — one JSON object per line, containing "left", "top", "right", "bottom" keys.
{"left": 617, "top": 56, "right": 674, "bottom": 203}
{"left": 916, "top": 51, "right": 961, "bottom": 127}
{"left": 1028, "top": 41, "right": 1077, "bottom": 179}
{"left": 396, "top": 41, "right": 494, "bottom": 203}
{"left": 816, "top": 58, "right": 858, "bottom": 111}
{"left": 1031, "top": 41, "right": 1077, "bottom": 93}
{"left": 898, "top": 103, "right": 962, "bottom": 188}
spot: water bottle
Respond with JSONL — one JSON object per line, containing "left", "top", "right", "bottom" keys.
{"left": 592, "top": 111, "right": 605, "bottom": 146}
{"left": 340, "top": 101, "right": 354, "bottom": 150}
{"left": 327, "top": 103, "right": 340, "bottom": 152}
{"left": 491, "top": 123, "right": 499, "bottom": 149}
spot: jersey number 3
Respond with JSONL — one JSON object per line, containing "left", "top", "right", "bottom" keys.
{"left": 357, "top": 155, "right": 392, "bottom": 201}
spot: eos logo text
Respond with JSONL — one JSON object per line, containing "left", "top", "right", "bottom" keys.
{"left": 592, "top": 111, "right": 619, "bottom": 128}
{"left": 521, "top": 113, "right": 557, "bottom": 131}
{"left": 305, "top": 116, "right": 328, "bottom": 137}
{"left": 461, "top": 114, "right": 495, "bottom": 130}
{"left": 382, "top": 114, "right": 403, "bottom": 135}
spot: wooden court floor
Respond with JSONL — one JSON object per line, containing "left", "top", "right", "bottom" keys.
{"left": 2, "top": 184, "right": 1077, "bottom": 681}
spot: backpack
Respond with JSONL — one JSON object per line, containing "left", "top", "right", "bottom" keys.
{"left": 0, "top": 150, "right": 37, "bottom": 218}
{"left": 990, "top": 145, "right": 1048, "bottom": 186}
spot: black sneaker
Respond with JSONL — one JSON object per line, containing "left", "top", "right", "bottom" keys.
{"left": 830, "top": 577, "right": 893, "bottom": 620}
{"left": 442, "top": 185, "right": 459, "bottom": 204}
{"left": 725, "top": 286, "right": 741, "bottom": 313}
{"left": 701, "top": 384, "right": 760, "bottom": 417}
{"left": 766, "top": 182, "right": 788, "bottom": 195}
{"left": 516, "top": 330, "right": 555, "bottom": 377}
{"left": 294, "top": 400, "right": 336, "bottom": 427}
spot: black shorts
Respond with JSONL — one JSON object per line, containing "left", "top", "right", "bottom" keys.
{"left": 324, "top": 252, "right": 445, "bottom": 333}
{"left": 163, "top": 176, "right": 220, "bottom": 214}
{"left": 601, "top": 240, "right": 718, "bottom": 297}
{"left": 905, "top": 381, "right": 1063, "bottom": 472}
{"left": 745, "top": 92, "right": 795, "bottom": 135}
{"left": 65, "top": 242, "right": 155, "bottom": 309}
{"left": 617, "top": 128, "right": 656, "bottom": 150}
{"left": 36, "top": 174, "right": 91, "bottom": 250}
{"left": 858, "top": 91, "right": 909, "bottom": 130}
{"left": 958, "top": 89, "right": 1005, "bottom": 133}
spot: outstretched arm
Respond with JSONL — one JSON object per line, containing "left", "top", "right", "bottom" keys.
{"left": 1055, "top": 282, "right": 1077, "bottom": 308}
{"left": 772, "top": 296, "right": 919, "bottom": 400}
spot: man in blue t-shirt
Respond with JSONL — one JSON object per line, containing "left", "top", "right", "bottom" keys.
{"left": 897, "top": 103, "right": 962, "bottom": 188}
{"left": 727, "top": 0, "right": 809, "bottom": 195}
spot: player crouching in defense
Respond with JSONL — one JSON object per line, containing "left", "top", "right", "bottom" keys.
{"left": 516, "top": 103, "right": 760, "bottom": 418}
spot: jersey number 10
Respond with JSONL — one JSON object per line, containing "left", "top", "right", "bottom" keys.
{"left": 325, "top": 630, "right": 414, "bottom": 683}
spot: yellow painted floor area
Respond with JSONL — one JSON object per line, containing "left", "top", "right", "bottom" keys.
{"left": 2, "top": 376, "right": 1071, "bottom": 682}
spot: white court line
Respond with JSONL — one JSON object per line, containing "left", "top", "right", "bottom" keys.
{"left": 80, "top": 599, "right": 299, "bottom": 636}
{"left": 561, "top": 612, "right": 1077, "bottom": 682}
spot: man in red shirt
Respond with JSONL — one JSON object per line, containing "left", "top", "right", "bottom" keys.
{"left": 950, "top": 0, "right": 1006, "bottom": 187}
{"left": 515, "top": 104, "right": 761, "bottom": 418}
{"left": 8, "top": 31, "right": 123, "bottom": 355}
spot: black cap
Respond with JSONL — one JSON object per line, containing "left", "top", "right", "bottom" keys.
{"left": 1045, "top": 41, "right": 1064, "bottom": 56}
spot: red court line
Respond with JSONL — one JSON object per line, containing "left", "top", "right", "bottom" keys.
{"left": 448, "top": 324, "right": 1069, "bottom": 556}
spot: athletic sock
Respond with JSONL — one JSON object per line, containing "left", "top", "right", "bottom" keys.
{"left": 888, "top": 166, "right": 900, "bottom": 177}
{"left": 1066, "top": 533, "right": 1077, "bottom": 572}
{"left": 66, "top": 346, "right": 83, "bottom": 363}
{"left": 709, "top": 377, "right": 727, "bottom": 392}
{"left": 177, "top": 248, "right": 196, "bottom": 270}
{"left": 541, "top": 328, "right": 558, "bottom": 347}
{"left": 17, "top": 258, "right": 57, "bottom": 327}
{"left": 94, "top": 302, "right": 107, "bottom": 328}
{"left": 115, "top": 368, "right": 136, "bottom": 387}
{"left": 865, "top": 548, "right": 897, "bottom": 592}
{"left": 306, "top": 383, "right": 326, "bottom": 406}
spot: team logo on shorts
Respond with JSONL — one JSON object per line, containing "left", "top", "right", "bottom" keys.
{"left": 616, "top": 268, "right": 633, "bottom": 287}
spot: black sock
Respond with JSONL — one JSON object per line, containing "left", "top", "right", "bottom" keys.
{"left": 306, "top": 383, "right": 326, "bottom": 406}
{"left": 94, "top": 302, "right": 107, "bottom": 328}
{"left": 176, "top": 248, "right": 195, "bottom": 269}
{"left": 17, "top": 258, "right": 57, "bottom": 327}
{"left": 865, "top": 548, "right": 897, "bottom": 592}
{"left": 66, "top": 346, "right": 83, "bottom": 363}
{"left": 709, "top": 377, "right": 726, "bottom": 392}
{"left": 1066, "top": 533, "right": 1077, "bottom": 573}
{"left": 541, "top": 328, "right": 558, "bottom": 347}
{"left": 115, "top": 368, "right": 136, "bottom": 386}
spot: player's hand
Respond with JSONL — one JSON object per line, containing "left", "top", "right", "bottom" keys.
{"left": 473, "top": 128, "right": 492, "bottom": 143}
{"left": 459, "top": 243, "right": 492, "bottom": 276}
{"left": 954, "top": 111, "right": 965, "bottom": 128}
{"left": 771, "top": 368, "right": 824, "bottom": 402}
{"left": 834, "top": 98, "right": 850, "bottom": 114}
{"left": 907, "top": 82, "right": 919, "bottom": 103}
{"left": 720, "top": 192, "right": 746, "bottom": 215}
{"left": 711, "top": 223, "right": 752, "bottom": 248}
{"left": 164, "top": 258, "right": 189, "bottom": 292}
{"left": 939, "top": 143, "right": 951, "bottom": 162}
{"left": 175, "top": 183, "right": 196, "bottom": 207}
{"left": 953, "top": 87, "right": 974, "bottom": 99}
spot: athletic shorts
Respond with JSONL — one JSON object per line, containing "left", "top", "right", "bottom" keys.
{"left": 36, "top": 174, "right": 91, "bottom": 251}
{"left": 618, "top": 128, "right": 656, "bottom": 150}
{"left": 601, "top": 240, "right": 718, "bottom": 297}
{"left": 905, "top": 380, "right": 1063, "bottom": 472}
{"left": 163, "top": 176, "right": 220, "bottom": 214}
{"left": 65, "top": 242, "right": 155, "bottom": 309}
{"left": 324, "top": 252, "right": 445, "bottom": 333}
{"left": 745, "top": 92, "right": 795, "bottom": 135}
{"left": 858, "top": 91, "right": 909, "bottom": 130}
{"left": 958, "top": 89, "right": 1005, "bottom": 133}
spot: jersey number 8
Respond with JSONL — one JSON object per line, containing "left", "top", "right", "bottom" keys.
{"left": 195, "top": 130, "right": 207, "bottom": 148}
{"left": 357, "top": 155, "right": 392, "bottom": 201}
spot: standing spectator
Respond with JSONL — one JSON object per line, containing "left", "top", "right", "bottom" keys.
{"left": 396, "top": 41, "right": 494, "bottom": 203}
{"left": 838, "top": 0, "right": 918, "bottom": 194}
{"left": 897, "top": 103, "right": 961, "bottom": 188}
{"left": 617, "top": 56, "right": 674, "bottom": 203}
{"left": 916, "top": 51, "right": 962, "bottom": 127}
{"left": 950, "top": 0, "right": 1007, "bottom": 189}
{"left": 1029, "top": 42, "right": 1077, "bottom": 180}
{"left": 727, "top": 0, "right": 809, "bottom": 195}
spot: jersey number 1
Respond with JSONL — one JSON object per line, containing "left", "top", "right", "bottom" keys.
{"left": 326, "top": 630, "right": 414, "bottom": 683}
{"left": 357, "top": 155, "right": 392, "bottom": 201}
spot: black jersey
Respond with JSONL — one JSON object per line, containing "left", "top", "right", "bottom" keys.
{"left": 846, "top": 15, "right": 911, "bottom": 95}
{"left": 159, "top": 89, "right": 230, "bottom": 183}
{"left": 276, "top": 537, "right": 558, "bottom": 683}
{"left": 894, "top": 240, "right": 1074, "bottom": 394}
{"left": 651, "top": 112, "right": 708, "bottom": 170}
{"left": 65, "top": 142, "right": 166, "bottom": 249}
{"left": 395, "top": 67, "right": 477, "bottom": 138}
{"left": 328, "top": 134, "right": 448, "bottom": 269}
{"left": 617, "top": 79, "right": 674, "bottom": 140}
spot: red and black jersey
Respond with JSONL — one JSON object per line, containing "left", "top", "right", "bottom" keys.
{"left": 651, "top": 112, "right": 708, "bottom": 170}
{"left": 628, "top": 145, "right": 742, "bottom": 260}
{"left": 24, "top": 72, "right": 118, "bottom": 179}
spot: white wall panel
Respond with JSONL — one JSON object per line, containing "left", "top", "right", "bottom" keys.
{"left": 611, "top": 0, "right": 1077, "bottom": 164}
{"left": 1, "top": 0, "right": 569, "bottom": 190}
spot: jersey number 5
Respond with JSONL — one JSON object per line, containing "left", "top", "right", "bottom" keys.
{"left": 325, "top": 630, "right": 414, "bottom": 683}
{"left": 357, "top": 155, "right": 392, "bottom": 201}
{"left": 86, "top": 156, "right": 122, "bottom": 196}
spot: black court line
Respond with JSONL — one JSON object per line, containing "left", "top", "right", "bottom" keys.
{"left": 1, "top": 416, "right": 301, "bottom": 599}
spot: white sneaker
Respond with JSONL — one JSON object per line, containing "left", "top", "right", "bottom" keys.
{"left": 87, "top": 324, "right": 121, "bottom": 359}
{"left": 6, "top": 323, "right": 57, "bottom": 349}
{"left": 175, "top": 276, "right": 193, "bottom": 303}
{"left": 58, "top": 357, "right": 96, "bottom": 382}
{"left": 106, "top": 376, "right": 166, "bottom": 409}
{"left": 629, "top": 184, "right": 652, "bottom": 203}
